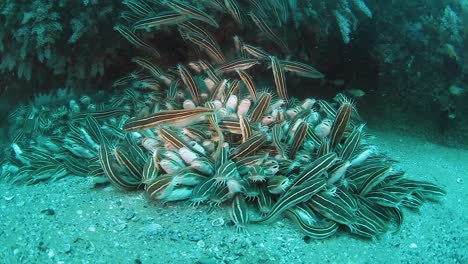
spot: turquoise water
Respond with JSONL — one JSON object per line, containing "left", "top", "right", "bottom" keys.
{"left": 0, "top": 1, "right": 466, "bottom": 263}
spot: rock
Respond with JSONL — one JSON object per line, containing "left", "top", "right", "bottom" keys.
{"left": 141, "top": 223, "right": 162, "bottom": 237}
{"left": 41, "top": 208, "right": 55, "bottom": 215}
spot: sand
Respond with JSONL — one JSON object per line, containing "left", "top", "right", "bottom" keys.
{"left": 0, "top": 128, "right": 466, "bottom": 264}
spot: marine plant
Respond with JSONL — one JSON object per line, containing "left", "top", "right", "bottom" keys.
{"left": 2, "top": 0, "right": 444, "bottom": 240}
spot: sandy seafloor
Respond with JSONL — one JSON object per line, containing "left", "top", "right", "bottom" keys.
{"left": 0, "top": 128, "right": 466, "bottom": 264}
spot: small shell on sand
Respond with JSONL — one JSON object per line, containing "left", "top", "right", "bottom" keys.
{"left": 211, "top": 217, "right": 225, "bottom": 227}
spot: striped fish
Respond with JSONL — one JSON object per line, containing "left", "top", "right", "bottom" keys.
{"left": 145, "top": 175, "right": 174, "bottom": 199}
{"left": 132, "top": 12, "right": 189, "bottom": 31}
{"left": 239, "top": 115, "right": 252, "bottom": 143}
{"left": 114, "top": 24, "right": 160, "bottom": 57}
{"left": 99, "top": 144, "right": 140, "bottom": 190}
{"left": 340, "top": 124, "right": 364, "bottom": 160}
{"left": 123, "top": 0, "right": 154, "bottom": 17}
{"left": 124, "top": 108, "right": 214, "bottom": 132}
{"left": 224, "top": 80, "right": 240, "bottom": 103}
{"left": 209, "top": 184, "right": 231, "bottom": 206}
{"left": 64, "top": 158, "right": 92, "bottom": 176}
{"left": 254, "top": 177, "right": 326, "bottom": 223}
{"left": 189, "top": 178, "right": 216, "bottom": 206}
{"left": 177, "top": 64, "right": 201, "bottom": 105}
{"left": 347, "top": 164, "right": 390, "bottom": 191}
{"left": 288, "top": 152, "right": 337, "bottom": 190}
{"left": 318, "top": 100, "right": 337, "bottom": 119}
{"left": 267, "top": 176, "right": 290, "bottom": 194}
{"left": 73, "top": 109, "right": 129, "bottom": 121}
{"left": 241, "top": 44, "right": 270, "bottom": 60}
{"left": 198, "top": 60, "right": 222, "bottom": 84}
{"left": 270, "top": 56, "right": 289, "bottom": 106}
{"left": 209, "top": 79, "right": 228, "bottom": 101}
{"left": 285, "top": 204, "right": 339, "bottom": 239}
{"left": 219, "top": 120, "right": 242, "bottom": 134}
{"left": 249, "top": 92, "right": 272, "bottom": 123}
{"left": 213, "top": 160, "right": 239, "bottom": 188}
{"left": 348, "top": 215, "right": 383, "bottom": 238}
{"left": 358, "top": 166, "right": 392, "bottom": 196}
{"left": 355, "top": 198, "right": 389, "bottom": 234}
{"left": 282, "top": 61, "right": 325, "bottom": 79}
{"left": 132, "top": 57, "right": 163, "bottom": 78}
{"left": 142, "top": 154, "right": 158, "bottom": 184}
{"left": 124, "top": 133, "right": 147, "bottom": 163}
{"left": 329, "top": 102, "right": 352, "bottom": 149}
{"left": 397, "top": 180, "right": 446, "bottom": 198}
{"left": 179, "top": 22, "right": 219, "bottom": 52}
{"left": 214, "top": 142, "right": 230, "bottom": 171}
{"left": 230, "top": 194, "right": 249, "bottom": 232}
{"left": 85, "top": 115, "right": 105, "bottom": 145}
{"left": 365, "top": 189, "right": 404, "bottom": 207}
{"left": 166, "top": 0, "right": 219, "bottom": 28}
{"left": 224, "top": 0, "right": 243, "bottom": 27}
{"left": 307, "top": 190, "right": 357, "bottom": 225}
{"left": 237, "top": 70, "right": 257, "bottom": 101}
{"left": 229, "top": 133, "right": 267, "bottom": 160}
{"left": 182, "top": 126, "right": 209, "bottom": 141}
{"left": 288, "top": 120, "right": 308, "bottom": 159}
{"left": 114, "top": 146, "right": 144, "bottom": 182}
{"left": 216, "top": 59, "right": 260, "bottom": 73}
{"left": 158, "top": 127, "right": 209, "bottom": 160}
{"left": 184, "top": 32, "right": 226, "bottom": 64}
{"left": 235, "top": 153, "right": 268, "bottom": 174}
{"left": 257, "top": 185, "right": 274, "bottom": 215}
{"left": 246, "top": 0, "right": 268, "bottom": 18}
{"left": 272, "top": 124, "right": 287, "bottom": 159}
{"left": 233, "top": 35, "right": 246, "bottom": 58}
{"left": 248, "top": 12, "right": 289, "bottom": 51}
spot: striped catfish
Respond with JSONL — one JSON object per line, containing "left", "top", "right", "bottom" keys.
{"left": 249, "top": 92, "right": 272, "bottom": 123}
{"left": 142, "top": 154, "right": 159, "bottom": 184}
{"left": 224, "top": 0, "right": 243, "bottom": 27}
{"left": 271, "top": 123, "right": 287, "bottom": 159}
{"left": 177, "top": 64, "right": 201, "bottom": 105}
{"left": 216, "top": 59, "right": 260, "bottom": 73}
{"left": 254, "top": 177, "right": 326, "bottom": 223}
{"left": 114, "top": 146, "right": 143, "bottom": 182}
{"left": 241, "top": 44, "right": 270, "bottom": 60}
{"left": 183, "top": 32, "right": 226, "bottom": 64}
{"left": 132, "top": 57, "right": 163, "bottom": 78}
{"left": 239, "top": 115, "right": 252, "bottom": 143}
{"left": 270, "top": 56, "right": 289, "bottom": 106}
{"left": 158, "top": 127, "right": 210, "bottom": 160}
{"left": 237, "top": 70, "right": 257, "bottom": 101}
{"left": 288, "top": 120, "right": 308, "bottom": 159}
{"left": 166, "top": 0, "right": 219, "bottom": 28}
{"left": 99, "top": 144, "right": 140, "bottom": 190}
{"left": 230, "top": 194, "right": 249, "bottom": 232}
{"left": 124, "top": 108, "right": 214, "bottom": 132}
{"left": 229, "top": 133, "right": 267, "bottom": 160}
{"left": 285, "top": 204, "right": 339, "bottom": 239}
{"left": 329, "top": 101, "right": 353, "bottom": 149}
{"left": 248, "top": 12, "right": 289, "bottom": 52}
{"left": 282, "top": 61, "right": 325, "bottom": 79}
{"left": 340, "top": 124, "right": 364, "bottom": 160}
{"left": 307, "top": 190, "right": 357, "bottom": 225}
{"left": 132, "top": 12, "right": 189, "bottom": 31}
{"left": 180, "top": 24, "right": 219, "bottom": 53}
{"left": 114, "top": 24, "right": 160, "bottom": 57}
{"left": 288, "top": 152, "right": 337, "bottom": 191}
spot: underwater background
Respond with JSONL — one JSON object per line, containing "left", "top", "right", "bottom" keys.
{"left": 0, "top": 0, "right": 466, "bottom": 263}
